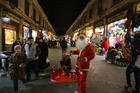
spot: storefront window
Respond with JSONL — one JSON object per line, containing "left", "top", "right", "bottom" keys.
{"left": 32, "top": 30, "right": 37, "bottom": 41}
{"left": 73, "top": 32, "right": 79, "bottom": 41}
{"left": 5, "top": 29, "right": 16, "bottom": 44}
{"left": 95, "top": 26, "right": 104, "bottom": 36}
{"left": 134, "top": 26, "right": 140, "bottom": 32}
{"left": 108, "top": 18, "right": 127, "bottom": 47}
{"left": 23, "top": 26, "right": 29, "bottom": 40}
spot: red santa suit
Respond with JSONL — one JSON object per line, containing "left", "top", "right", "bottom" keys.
{"left": 101, "top": 36, "right": 109, "bottom": 51}
{"left": 72, "top": 43, "right": 95, "bottom": 93}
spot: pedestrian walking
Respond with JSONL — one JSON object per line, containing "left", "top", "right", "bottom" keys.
{"left": 24, "top": 37, "right": 39, "bottom": 81}
{"left": 29, "top": 38, "right": 40, "bottom": 80}
{"left": 125, "top": 33, "right": 140, "bottom": 93}
{"left": 9, "top": 45, "right": 27, "bottom": 93}
{"left": 38, "top": 38, "right": 49, "bottom": 71}
{"left": 60, "top": 37, "right": 67, "bottom": 55}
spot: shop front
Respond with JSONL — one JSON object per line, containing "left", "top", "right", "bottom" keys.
{"left": 47, "top": 32, "right": 54, "bottom": 40}
{"left": 23, "top": 21, "right": 30, "bottom": 40}
{"left": 72, "top": 31, "right": 79, "bottom": 41}
{"left": 108, "top": 18, "right": 127, "bottom": 47}
{"left": 42, "top": 30, "right": 49, "bottom": 40}
{"left": 32, "top": 30, "right": 37, "bottom": 41}
{"left": 133, "top": 2, "right": 140, "bottom": 33}
{"left": 107, "top": 10, "right": 128, "bottom": 47}
{"left": 23, "top": 26, "right": 29, "bottom": 40}
{"left": 94, "top": 26, "right": 104, "bottom": 42}
{"left": 2, "top": 22, "right": 18, "bottom": 51}
{"left": 85, "top": 26, "right": 93, "bottom": 42}
{"left": 95, "top": 26, "right": 104, "bottom": 36}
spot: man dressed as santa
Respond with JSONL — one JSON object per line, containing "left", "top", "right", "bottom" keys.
{"left": 71, "top": 33, "right": 95, "bottom": 93}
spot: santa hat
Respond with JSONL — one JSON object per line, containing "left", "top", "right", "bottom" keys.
{"left": 79, "top": 32, "right": 87, "bottom": 38}
{"left": 14, "top": 45, "right": 21, "bottom": 50}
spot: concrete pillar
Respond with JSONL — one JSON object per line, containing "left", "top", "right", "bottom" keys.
{"left": 104, "top": 18, "right": 108, "bottom": 37}
{"left": 19, "top": 19, "right": 23, "bottom": 41}
{"left": 0, "top": 8, "right": 2, "bottom": 51}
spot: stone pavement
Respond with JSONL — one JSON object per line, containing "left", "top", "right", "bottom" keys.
{"left": 0, "top": 47, "right": 135, "bottom": 93}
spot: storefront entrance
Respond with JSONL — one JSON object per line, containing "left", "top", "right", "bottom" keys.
{"left": 108, "top": 18, "right": 127, "bottom": 47}
{"left": 2, "top": 22, "right": 18, "bottom": 51}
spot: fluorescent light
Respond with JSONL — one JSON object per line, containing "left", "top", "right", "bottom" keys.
{"left": 2, "top": 17, "right": 10, "bottom": 23}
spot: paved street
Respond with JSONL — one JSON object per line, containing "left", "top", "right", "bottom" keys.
{"left": 0, "top": 47, "right": 135, "bottom": 93}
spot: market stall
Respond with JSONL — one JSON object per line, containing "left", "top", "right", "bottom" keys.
{"left": 108, "top": 18, "right": 127, "bottom": 47}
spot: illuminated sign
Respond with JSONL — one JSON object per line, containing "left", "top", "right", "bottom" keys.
{"left": 2, "top": 17, "right": 10, "bottom": 23}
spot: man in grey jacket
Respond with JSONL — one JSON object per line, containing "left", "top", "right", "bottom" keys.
{"left": 24, "top": 37, "right": 39, "bottom": 81}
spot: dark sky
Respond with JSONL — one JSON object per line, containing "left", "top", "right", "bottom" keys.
{"left": 38, "top": 0, "right": 90, "bottom": 36}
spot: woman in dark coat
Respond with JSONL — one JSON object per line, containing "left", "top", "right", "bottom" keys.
{"left": 9, "top": 45, "right": 27, "bottom": 93}
{"left": 38, "top": 38, "right": 49, "bottom": 71}
{"left": 60, "top": 37, "right": 67, "bottom": 54}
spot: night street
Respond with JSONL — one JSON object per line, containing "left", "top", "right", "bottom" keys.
{"left": 0, "top": 47, "right": 133, "bottom": 93}
{"left": 0, "top": 0, "right": 140, "bottom": 93}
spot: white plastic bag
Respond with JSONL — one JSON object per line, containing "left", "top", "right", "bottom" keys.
{"left": 46, "top": 58, "right": 50, "bottom": 63}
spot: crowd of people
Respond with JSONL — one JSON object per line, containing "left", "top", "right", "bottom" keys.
{"left": 0, "top": 31, "right": 139, "bottom": 93}
{"left": 9, "top": 37, "right": 49, "bottom": 93}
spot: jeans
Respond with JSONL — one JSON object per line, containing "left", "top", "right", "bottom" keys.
{"left": 26, "top": 60, "right": 39, "bottom": 81}
{"left": 134, "top": 68, "right": 140, "bottom": 92}
{"left": 126, "top": 65, "right": 135, "bottom": 87}
{"left": 13, "top": 78, "right": 26, "bottom": 92}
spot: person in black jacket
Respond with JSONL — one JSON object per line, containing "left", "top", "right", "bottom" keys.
{"left": 125, "top": 34, "right": 140, "bottom": 93}
{"left": 60, "top": 37, "right": 67, "bottom": 54}
{"left": 60, "top": 54, "right": 72, "bottom": 71}
{"left": 38, "top": 38, "right": 49, "bottom": 71}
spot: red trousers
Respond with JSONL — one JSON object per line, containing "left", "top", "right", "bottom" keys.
{"left": 78, "top": 71, "right": 88, "bottom": 93}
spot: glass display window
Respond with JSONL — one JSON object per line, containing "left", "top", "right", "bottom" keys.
{"left": 95, "top": 26, "right": 104, "bottom": 35}
{"left": 5, "top": 29, "right": 16, "bottom": 44}
{"left": 32, "top": 30, "right": 37, "bottom": 41}
{"left": 23, "top": 26, "right": 29, "bottom": 39}
{"left": 108, "top": 18, "right": 127, "bottom": 47}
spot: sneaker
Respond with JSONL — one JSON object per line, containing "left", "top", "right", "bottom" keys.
{"left": 74, "top": 91, "right": 78, "bottom": 93}
{"left": 132, "top": 89, "right": 139, "bottom": 93}
{"left": 124, "top": 85, "right": 131, "bottom": 89}
{"left": 15, "top": 91, "right": 19, "bottom": 93}
{"left": 20, "top": 84, "right": 32, "bottom": 90}
{"left": 20, "top": 84, "right": 27, "bottom": 89}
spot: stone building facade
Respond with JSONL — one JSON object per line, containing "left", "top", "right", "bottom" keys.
{"left": 66, "top": 0, "right": 139, "bottom": 38}
{"left": 0, "top": 0, "right": 55, "bottom": 51}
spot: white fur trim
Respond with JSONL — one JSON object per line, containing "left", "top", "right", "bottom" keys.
{"left": 82, "top": 69, "right": 89, "bottom": 71}
{"left": 84, "top": 57, "right": 88, "bottom": 62}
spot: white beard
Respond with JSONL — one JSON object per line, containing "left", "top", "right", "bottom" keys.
{"left": 76, "top": 39, "right": 88, "bottom": 50}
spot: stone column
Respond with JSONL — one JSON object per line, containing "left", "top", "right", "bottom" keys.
{"left": 104, "top": 18, "right": 108, "bottom": 37}
{"left": 0, "top": 8, "right": 3, "bottom": 51}
{"left": 19, "top": 19, "right": 23, "bottom": 41}
{"left": 18, "top": 0, "right": 25, "bottom": 13}
{"left": 29, "top": 0, "right": 33, "bottom": 18}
